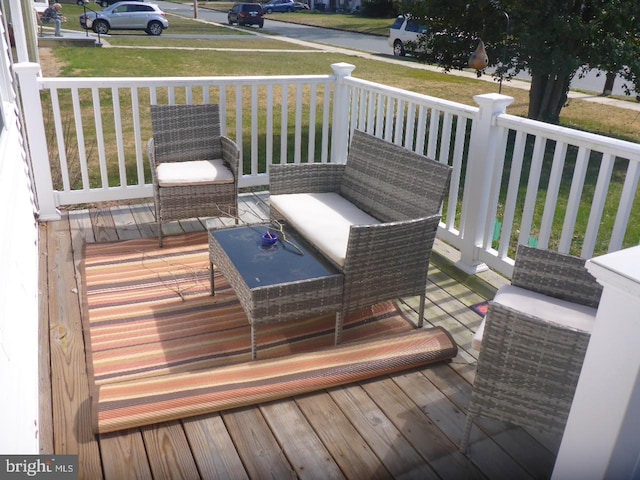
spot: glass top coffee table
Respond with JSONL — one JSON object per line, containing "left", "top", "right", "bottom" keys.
{"left": 208, "top": 224, "right": 344, "bottom": 359}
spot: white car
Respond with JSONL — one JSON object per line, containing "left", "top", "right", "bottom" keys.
{"left": 79, "top": 1, "right": 168, "bottom": 36}
{"left": 388, "top": 15, "right": 428, "bottom": 57}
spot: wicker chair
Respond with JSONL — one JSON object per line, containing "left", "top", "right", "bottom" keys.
{"left": 460, "top": 245, "right": 603, "bottom": 452}
{"left": 147, "top": 104, "right": 239, "bottom": 247}
{"left": 269, "top": 129, "right": 453, "bottom": 343}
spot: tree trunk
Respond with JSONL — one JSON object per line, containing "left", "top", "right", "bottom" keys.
{"left": 527, "top": 72, "right": 573, "bottom": 124}
{"left": 602, "top": 72, "right": 616, "bottom": 96}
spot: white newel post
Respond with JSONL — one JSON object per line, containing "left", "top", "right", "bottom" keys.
{"left": 552, "top": 245, "right": 640, "bottom": 480}
{"left": 455, "top": 93, "right": 513, "bottom": 274}
{"left": 330, "top": 62, "right": 355, "bottom": 164}
{"left": 14, "top": 62, "right": 60, "bottom": 221}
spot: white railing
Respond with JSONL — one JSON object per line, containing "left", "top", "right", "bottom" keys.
{"left": 16, "top": 62, "right": 640, "bottom": 277}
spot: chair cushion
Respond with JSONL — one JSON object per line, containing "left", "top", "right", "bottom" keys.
{"left": 156, "top": 160, "right": 234, "bottom": 187}
{"left": 269, "top": 192, "right": 380, "bottom": 267}
{"left": 472, "top": 284, "right": 597, "bottom": 350}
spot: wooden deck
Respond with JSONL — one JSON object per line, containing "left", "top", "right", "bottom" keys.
{"left": 38, "top": 192, "right": 562, "bottom": 479}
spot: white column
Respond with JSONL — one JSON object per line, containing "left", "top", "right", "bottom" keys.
{"left": 330, "top": 62, "right": 355, "bottom": 164}
{"left": 455, "top": 93, "right": 513, "bottom": 274}
{"left": 552, "top": 245, "right": 640, "bottom": 480}
{"left": 14, "top": 62, "right": 60, "bottom": 221}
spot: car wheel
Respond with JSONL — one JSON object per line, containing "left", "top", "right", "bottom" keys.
{"left": 259, "top": 22, "right": 264, "bottom": 28}
{"left": 76, "top": 0, "right": 84, "bottom": 6}
{"left": 100, "top": 1, "right": 108, "bottom": 7}
{"left": 228, "top": 17, "right": 234, "bottom": 25}
{"left": 266, "top": 7, "right": 273, "bottom": 13}
{"left": 286, "top": 7, "right": 292, "bottom": 11}
{"left": 239, "top": 20, "right": 245, "bottom": 26}
{"left": 93, "top": 20, "right": 109, "bottom": 35}
{"left": 146, "top": 21, "right": 163, "bottom": 36}
{"left": 393, "top": 40, "right": 406, "bottom": 57}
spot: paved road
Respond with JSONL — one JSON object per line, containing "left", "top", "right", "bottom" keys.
{"left": 153, "top": 2, "right": 639, "bottom": 102}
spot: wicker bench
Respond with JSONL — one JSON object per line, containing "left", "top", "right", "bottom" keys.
{"left": 269, "top": 129, "right": 452, "bottom": 343}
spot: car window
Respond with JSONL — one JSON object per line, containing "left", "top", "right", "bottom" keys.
{"left": 130, "top": 5, "right": 153, "bottom": 12}
{"left": 113, "top": 5, "right": 127, "bottom": 13}
{"left": 406, "top": 21, "right": 421, "bottom": 33}
{"left": 390, "top": 17, "right": 404, "bottom": 30}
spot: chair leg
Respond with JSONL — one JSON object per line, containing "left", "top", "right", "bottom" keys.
{"left": 417, "top": 291, "right": 426, "bottom": 328}
{"left": 460, "top": 413, "right": 474, "bottom": 453}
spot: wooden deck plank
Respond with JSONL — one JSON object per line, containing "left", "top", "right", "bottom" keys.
{"left": 89, "top": 207, "right": 119, "bottom": 243}
{"left": 182, "top": 414, "right": 249, "bottom": 479}
{"left": 99, "top": 431, "right": 153, "bottom": 480}
{"left": 38, "top": 224, "right": 54, "bottom": 455}
{"left": 295, "top": 392, "right": 392, "bottom": 479}
{"left": 141, "top": 422, "right": 200, "bottom": 479}
{"left": 127, "top": 203, "right": 157, "bottom": 238}
{"left": 260, "top": 400, "right": 346, "bottom": 480}
{"left": 47, "top": 220, "right": 103, "bottom": 479}
{"left": 110, "top": 205, "right": 144, "bottom": 240}
{"left": 328, "top": 384, "right": 440, "bottom": 480}
{"left": 222, "top": 408, "right": 297, "bottom": 479}
{"left": 361, "top": 376, "right": 485, "bottom": 480}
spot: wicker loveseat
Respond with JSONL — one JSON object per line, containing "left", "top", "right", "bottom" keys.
{"left": 269, "top": 129, "right": 453, "bottom": 343}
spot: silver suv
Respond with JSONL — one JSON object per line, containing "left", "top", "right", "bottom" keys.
{"left": 80, "top": 1, "right": 169, "bottom": 36}
{"left": 388, "top": 15, "right": 428, "bottom": 57}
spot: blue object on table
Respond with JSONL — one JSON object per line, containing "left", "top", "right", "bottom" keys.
{"left": 261, "top": 231, "right": 278, "bottom": 246}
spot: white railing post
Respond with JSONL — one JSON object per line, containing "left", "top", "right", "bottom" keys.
{"left": 552, "top": 245, "right": 640, "bottom": 480}
{"left": 330, "top": 62, "right": 355, "bottom": 164}
{"left": 455, "top": 93, "right": 513, "bottom": 274}
{"left": 14, "top": 62, "right": 60, "bottom": 221}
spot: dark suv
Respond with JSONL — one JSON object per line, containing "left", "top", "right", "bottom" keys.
{"left": 228, "top": 3, "right": 264, "bottom": 28}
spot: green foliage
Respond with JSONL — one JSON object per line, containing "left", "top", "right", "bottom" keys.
{"left": 360, "top": 0, "right": 395, "bottom": 18}
{"left": 404, "top": 0, "right": 640, "bottom": 123}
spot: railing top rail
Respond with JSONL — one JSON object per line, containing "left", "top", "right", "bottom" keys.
{"left": 37, "top": 74, "right": 335, "bottom": 89}
{"left": 343, "top": 76, "right": 479, "bottom": 116}
{"left": 497, "top": 112, "right": 640, "bottom": 159}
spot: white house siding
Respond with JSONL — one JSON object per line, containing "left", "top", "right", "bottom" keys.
{"left": 0, "top": 9, "right": 41, "bottom": 453}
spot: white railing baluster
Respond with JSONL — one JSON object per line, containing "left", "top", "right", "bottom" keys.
{"left": 71, "top": 88, "right": 90, "bottom": 190}
{"left": 518, "top": 135, "right": 546, "bottom": 246}
{"left": 582, "top": 152, "right": 614, "bottom": 258}
{"left": 321, "top": 80, "right": 330, "bottom": 163}
{"left": 559, "top": 146, "right": 590, "bottom": 253}
{"left": 91, "top": 87, "right": 108, "bottom": 189}
{"left": 266, "top": 84, "right": 273, "bottom": 170}
{"left": 426, "top": 108, "right": 439, "bottom": 160}
{"left": 498, "top": 130, "right": 526, "bottom": 259}
{"left": 308, "top": 83, "right": 317, "bottom": 163}
{"left": 538, "top": 141, "right": 567, "bottom": 249}
{"left": 112, "top": 87, "right": 127, "bottom": 187}
{"left": 280, "top": 83, "right": 288, "bottom": 164}
{"left": 131, "top": 88, "right": 144, "bottom": 188}
{"left": 295, "top": 84, "right": 303, "bottom": 163}
{"left": 251, "top": 84, "right": 259, "bottom": 175}
{"left": 610, "top": 160, "right": 640, "bottom": 251}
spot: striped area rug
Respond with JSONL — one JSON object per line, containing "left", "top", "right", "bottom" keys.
{"left": 83, "top": 232, "right": 458, "bottom": 433}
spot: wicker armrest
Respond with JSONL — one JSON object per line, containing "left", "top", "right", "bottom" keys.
{"left": 342, "top": 214, "right": 440, "bottom": 310}
{"left": 511, "top": 245, "right": 602, "bottom": 308}
{"left": 220, "top": 135, "right": 240, "bottom": 178}
{"left": 146, "top": 138, "right": 159, "bottom": 185}
{"left": 270, "top": 163, "right": 346, "bottom": 195}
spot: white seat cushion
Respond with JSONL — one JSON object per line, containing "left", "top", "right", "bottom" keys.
{"left": 269, "top": 192, "right": 380, "bottom": 267}
{"left": 156, "top": 160, "right": 234, "bottom": 187}
{"left": 472, "top": 284, "right": 597, "bottom": 350}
